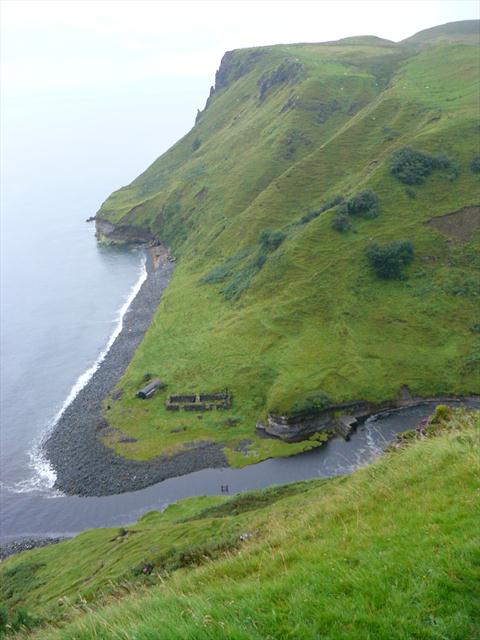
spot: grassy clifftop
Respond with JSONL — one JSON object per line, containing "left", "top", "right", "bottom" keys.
{"left": 95, "top": 23, "right": 480, "bottom": 465}
{"left": 2, "top": 407, "right": 479, "bottom": 637}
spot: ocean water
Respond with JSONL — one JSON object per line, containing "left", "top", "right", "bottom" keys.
{"left": 1, "top": 90, "right": 477, "bottom": 541}
{"left": 0, "top": 107, "right": 148, "bottom": 530}
{"left": 0, "top": 87, "right": 199, "bottom": 538}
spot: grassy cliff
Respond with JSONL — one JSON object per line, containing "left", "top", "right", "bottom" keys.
{"left": 94, "top": 22, "right": 480, "bottom": 465}
{"left": 2, "top": 407, "right": 479, "bottom": 637}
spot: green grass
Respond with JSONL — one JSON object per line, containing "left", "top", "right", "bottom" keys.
{"left": 2, "top": 407, "right": 479, "bottom": 638}
{"left": 92, "top": 33, "right": 480, "bottom": 465}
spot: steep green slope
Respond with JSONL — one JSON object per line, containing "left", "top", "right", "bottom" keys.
{"left": 2, "top": 407, "right": 479, "bottom": 638}
{"left": 95, "top": 25, "right": 480, "bottom": 464}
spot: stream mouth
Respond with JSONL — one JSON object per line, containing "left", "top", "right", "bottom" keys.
{"left": 0, "top": 399, "right": 477, "bottom": 542}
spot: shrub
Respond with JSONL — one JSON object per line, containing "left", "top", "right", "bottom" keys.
{"left": 259, "top": 229, "right": 286, "bottom": 252}
{"left": 252, "top": 253, "right": 267, "bottom": 269}
{"left": 191, "top": 137, "right": 201, "bottom": 151}
{"left": 390, "top": 147, "right": 453, "bottom": 185}
{"left": 200, "top": 248, "right": 250, "bottom": 285}
{"left": 222, "top": 253, "right": 266, "bottom": 300}
{"left": 299, "top": 195, "right": 344, "bottom": 225}
{"left": 390, "top": 148, "right": 433, "bottom": 184}
{"left": 430, "top": 405, "right": 453, "bottom": 424}
{"left": 300, "top": 209, "right": 322, "bottom": 224}
{"left": 382, "top": 126, "right": 400, "bottom": 141}
{"left": 222, "top": 269, "right": 252, "bottom": 300}
{"left": 202, "top": 248, "right": 267, "bottom": 301}
{"left": 470, "top": 155, "right": 480, "bottom": 173}
{"left": 331, "top": 214, "right": 351, "bottom": 232}
{"left": 346, "top": 190, "right": 379, "bottom": 218}
{"left": 366, "top": 240, "right": 414, "bottom": 279}
{"left": 201, "top": 263, "right": 233, "bottom": 284}
{"left": 433, "top": 153, "right": 451, "bottom": 169}
{"left": 335, "top": 202, "right": 349, "bottom": 216}
{"left": 290, "top": 392, "right": 330, "bottom": 416}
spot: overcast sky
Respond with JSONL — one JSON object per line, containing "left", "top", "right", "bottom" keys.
{"left": 1, "top": 1, "right": 478, "bottom": 199}
{"left": 2, "top": 0, "right": 479, "bottom": 97}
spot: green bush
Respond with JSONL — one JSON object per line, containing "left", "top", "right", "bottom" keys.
{"left": 300, "top": 209, "right": 322, "bottom": 224}
{"left": 347, "top": 189, "right": 379, "bottom": 218}
{"left": 323, "top": 194, "right": 344, "bottom": 210}
{"left": 366, "top": 240, "right": 414, "bottom": 279}
{"left": 470, "top": 155, "right": 480, "bottom": 172}
{"left": 200, "top": 248, "right": 250, "bottom": 285}
{"left": 252, "top": 253, "right": 267, "bottom": 269}
{"left": 430, "top": 405, "right": 453, "bottom": 423}
{"left": 290, "top": 392, "right": 330, "bottom": 416}
{"left": 331, "top": 214, "right": 351, "bottom": 232}
{"left": 201, "top": 263, "right": 233, "bottom": 284}
{"left": 191, "top": 137, "right": 202, "bottom": 151}
{"left": 299, "top": 195, "right": 343, "bottom": 224}
{"left": 390, "top": 147, "right": 453, "bottom": 185}
{"left": 202, "top": 247, "right": 267, "bottom": 301}
{"left": 299, "top": 195, "right": 344, "bottom": 225}
{"left": 433, "top": 153, "right": 451, "bottom": 169}
{"left": 259, "top": 229, "right": 286, "bottom": 251}
{"left": 222, "top": 269, "right": 253, "bottom": 300}
{"left": 222, "top": 253, "right": 266, "bottom": 300}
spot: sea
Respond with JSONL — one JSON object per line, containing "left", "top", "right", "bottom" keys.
{"left": 0, "top": 85, "right": 206, "bottom": 539}
{"left": 1, "top": 87, "right": 476, "bottom": 542}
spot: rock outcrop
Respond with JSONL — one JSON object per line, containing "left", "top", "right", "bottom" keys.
{"left": 256, "top": 395, "right": 479, "bottom": 442}
{"left": 256, "top": 400, "right": 371, "bottom": 442}
{"left": 95, "top": 218, "right": 154, "bottom": 244}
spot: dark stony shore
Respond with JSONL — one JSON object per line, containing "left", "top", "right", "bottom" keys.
{"left": 44, "top": 249, "right": 228, "bottom": 497}
{"left": 0, "top": 537, "right": 67, "bottom": 561}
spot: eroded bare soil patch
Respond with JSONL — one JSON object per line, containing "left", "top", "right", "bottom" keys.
{"left": 428, "top": 205, "right": 480, "bottom": 242}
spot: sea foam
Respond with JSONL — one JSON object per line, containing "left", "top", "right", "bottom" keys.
{"left": 5, "top": 255, "right": 148, "bottom": 495}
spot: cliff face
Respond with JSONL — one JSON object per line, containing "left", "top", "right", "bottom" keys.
{"left": 95, "top": 218, "right": 154, "bottom": 244}
{"left": 96, "top": 21, "right": 480, "bottom": 248}
{"left": 95, "top": 22, "right": 480, "bottom": 467}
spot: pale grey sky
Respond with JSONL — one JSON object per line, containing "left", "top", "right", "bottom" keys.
{"left": 1, "top": 1, "right": 478, "bottom": 199}
{"left": 2, "top": 0, "right": 479, "bottom": 97}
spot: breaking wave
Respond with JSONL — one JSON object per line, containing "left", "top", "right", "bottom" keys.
{"left": 3, "top": 256, "right": 148, "bottom": 495}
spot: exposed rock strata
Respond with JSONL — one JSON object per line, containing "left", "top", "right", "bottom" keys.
{"left": 257, "top": 395, "right": 480, "bottom": 442}
{"left": 95, "top": 217, "right": 154, "bottom": 244}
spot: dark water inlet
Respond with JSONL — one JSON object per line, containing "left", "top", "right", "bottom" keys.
{"left": 0, "top": 400, "right": 477, "bottom": 541}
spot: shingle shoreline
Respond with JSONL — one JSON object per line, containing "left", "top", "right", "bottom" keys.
{"left": 44, "top": 250, "right": 228, "bottom": 497}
